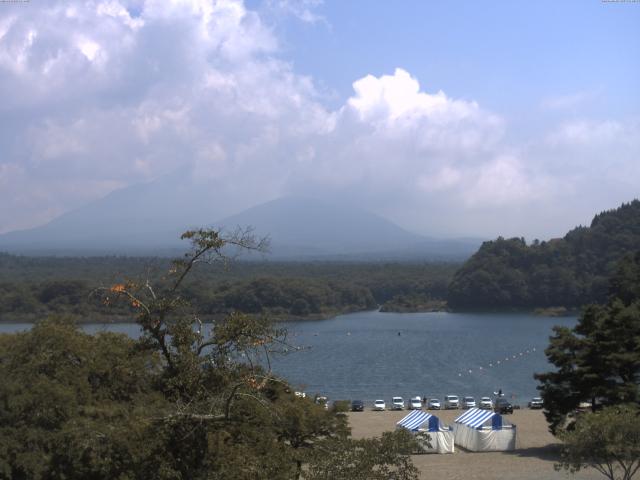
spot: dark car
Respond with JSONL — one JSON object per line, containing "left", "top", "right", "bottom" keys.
{"left": 494, "top": 398, "right": 514, "bottom": 414}
{"left": 528, "top": 397, "right": 543, "bottom": 409}
{"left": 351, "top": 400, "right": 365, "bottom": 412}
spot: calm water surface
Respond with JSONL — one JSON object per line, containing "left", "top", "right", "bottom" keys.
{"left": 0, "top": 311, "right": 576, "bottom": 405}
{"left": 271, "top": 310, "right": 576, "bottom": 405}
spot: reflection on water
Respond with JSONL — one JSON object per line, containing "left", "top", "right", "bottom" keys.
{"left": 0, "top": 310, "right": 575, "bottom": 405}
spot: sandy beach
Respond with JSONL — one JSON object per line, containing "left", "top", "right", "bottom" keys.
{"left": 347, "top": 409, "right": 605, "bottom": 480}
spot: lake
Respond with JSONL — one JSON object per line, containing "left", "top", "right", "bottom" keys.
{"left": 0, "top": 310, "right": 576, "bottom": 406}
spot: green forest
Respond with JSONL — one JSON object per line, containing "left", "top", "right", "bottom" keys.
{"left": 448, "top": 200, "right": 640, "bottom": 310}
{"left": 0, "top": 255, "right": 457, "bottom": 322}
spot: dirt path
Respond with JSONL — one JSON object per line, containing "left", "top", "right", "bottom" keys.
{"left": 347, "top": 409, "right": 605, "bottom": 480}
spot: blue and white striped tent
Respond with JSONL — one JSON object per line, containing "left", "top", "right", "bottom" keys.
{"left": 397, "top": 410, "right": 439, "bottom": 431}
{"left": 453, "top": 408, "right": 516, "bottom": 452}
{"left": 454, "top": 408, "right": 502, "bottom": 429}
{"left": 396, "top": 410, "right": 454, "bottom": 453}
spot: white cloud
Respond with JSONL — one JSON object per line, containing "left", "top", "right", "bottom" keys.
{"left": 546, "top": 119, "right": 630, "bottom": 147}
{"left": 265, "top": 0, "right": 326, "bottom": 24}
{"left": 0, "top": 0, "right": 638, "bottom": 238}
{"left": 541, "top": 118, "right": 640, "bottom": 191}
{"left": 76, "top": 37, "right": 102, "bottom": 63}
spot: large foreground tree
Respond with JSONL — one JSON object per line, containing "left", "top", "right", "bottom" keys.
{"left": 535, "top": 251, "right": 640, "bottom": 434}
{"left": 0, "top": 229, "right": 418, "bottom": 480}
{"left": 556, "top": 405, "right": 640, "bottom": 480}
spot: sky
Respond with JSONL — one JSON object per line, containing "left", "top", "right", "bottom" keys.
{"left": 0, "top": 0, "right": 639, "bottom": 239}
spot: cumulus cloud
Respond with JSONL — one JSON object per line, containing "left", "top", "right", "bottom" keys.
{"left": 0, "top": 0, "right": 637, "bottom": 238}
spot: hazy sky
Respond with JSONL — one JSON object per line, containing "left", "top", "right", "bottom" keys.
{"left": 1, "top": 0, "right": 639, "bottom": 239}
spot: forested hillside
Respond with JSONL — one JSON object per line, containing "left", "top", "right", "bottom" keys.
{"left": 448, "top": 200, "right": 640, "bottom": 310}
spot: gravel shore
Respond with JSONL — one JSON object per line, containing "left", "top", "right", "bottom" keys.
{"left": 347, "top": 409, "right": 604, "bottom": 480}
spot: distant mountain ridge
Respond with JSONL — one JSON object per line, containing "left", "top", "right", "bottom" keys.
{"left": 448, "top": 200, "right": 640, "bottom": 309}
{"left": 0, "top": 172, "right": 230, "bottom": 254}
{"left": 0, "top": 184, "right": 480, "bottom": 259}
{"left": 215, "top": 197, "right": 478, "bottom": 259}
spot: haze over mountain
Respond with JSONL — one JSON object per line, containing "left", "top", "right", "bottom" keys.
{"left": 0, "top": 172, "right": 233, "bottom": 254}
{"left": 215, "top": 197, "right": 481, "bottom": 259}
{"left": 0, "top": 183, "right": 481, "bottom": 259}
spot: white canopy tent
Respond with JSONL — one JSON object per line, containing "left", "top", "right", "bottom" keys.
{"left": 452, "top": 408, "right": 516, "bottom": 452}
{"left": 396, "top": 410, "right": 454, "bottom": 454}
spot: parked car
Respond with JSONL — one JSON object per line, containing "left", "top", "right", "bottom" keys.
{"left": 463, "top": 396, "right": 476, "bottom": 409}
{"left": 409, "top": 396, "right": 422, "bottom": 410}
{"left": 373, "top": 399, "right": 386, "bottom": 411}
{"left": 315, "top": 396, "right": 329, "bottom": 410}
{"left": 444, "top": 395, "right": 459, "bottom": 409}
{"left": 391, "top": 397, "right": 404, "bottom": 410}
{"left": 528, "top": 397, "right": 543, "bottom": 409}
{"left": 494, "top": 397, "right": 514, "bottom": 414}
{"left": 351, "top": 400, "right": 364, "bottom": 412}
{"left": 479, "top": 397, "right": 493, "bottom": 409}
{"left": 428, "top": 398, "right": 441, "bottom": 410}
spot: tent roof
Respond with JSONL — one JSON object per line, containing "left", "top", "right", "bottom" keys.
{"left": 397, "top": 410, "right": 433, "bottom": 431}
{"left": 455, "top": 408, "right": 498, "bottom": 428}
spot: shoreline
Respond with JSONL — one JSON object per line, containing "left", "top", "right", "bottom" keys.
{"left": 0, "top": 306, "right": 580, "bottom": 325}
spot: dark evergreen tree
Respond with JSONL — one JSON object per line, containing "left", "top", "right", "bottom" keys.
{"left": 535, "top": 252, "right": 640, "bottom": 434}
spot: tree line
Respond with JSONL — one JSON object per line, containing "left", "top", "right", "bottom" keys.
{"left": 0, "top": 255, "right": 457, "bottom": 321}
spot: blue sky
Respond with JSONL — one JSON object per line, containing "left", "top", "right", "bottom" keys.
{"left": 0, "top": 0, "right": 638, "bottom": 238}
{"left": 269, "top": 1, "right": 639, "bottom": 109}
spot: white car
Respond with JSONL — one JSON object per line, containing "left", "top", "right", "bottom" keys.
{"left": 409, "top": 396, "right": 422, "bottom": 410}
{"left": 428, "top": 398, "right": 441, "bottom": 410}
{"left": 315, "top": 396, "right": 329, "bottom": 410}
{"left": 391, "top": 396, "right": 404, "bottom": 410}
{"left": 373, "top": 399, "right": 386, "bottom": 411}
{"left": 444, "top": 395, "right": 459, "bottom": 409}
{"left": 463, "top": 396, "right": 476, "bottom": 409}
{"left": 480, "top": 397, "right": 493, "bottom": 409}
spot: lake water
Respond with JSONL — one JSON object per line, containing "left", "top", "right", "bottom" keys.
{"left": 0, "top": 310, "right": 576, "bottom": 406}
